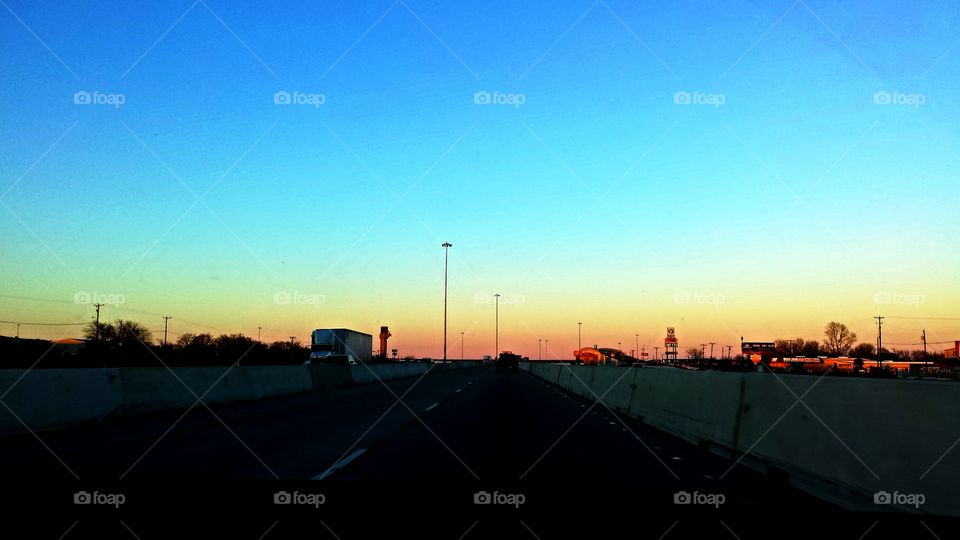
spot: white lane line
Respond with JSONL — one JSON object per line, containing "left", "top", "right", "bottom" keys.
{"left": 313, "top": 448, "right": 367, "bottom": 480}
{"left": 456, "top": 388, "right": 462, "bottom": 393}
{"left": 425, "top": 402, "right": 439, "bottom": 412}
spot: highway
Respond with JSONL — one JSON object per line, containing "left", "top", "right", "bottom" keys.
{"left": 0, "top": 364, "right": 858, "bottom": 537}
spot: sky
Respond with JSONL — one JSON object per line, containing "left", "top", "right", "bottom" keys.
{"left": 1, "top": 0, "right": 958, "bottom": 358}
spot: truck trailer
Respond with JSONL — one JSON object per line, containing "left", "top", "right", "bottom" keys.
{"left": 309, "top": 328, "right": 373, "bottom": 364}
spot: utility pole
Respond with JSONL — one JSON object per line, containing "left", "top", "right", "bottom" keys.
{"left": 874, "top": 315, "right": 884, "bottom": 370}
{"left": 162, "top": 316, "right": 172, "bottom": 346}
{"left": 545, "top": 339, "right": 548, "bottom": 360}
{"left": 494, "top": 293, "right": 500, "bottom": 360}
{"left": 654, "top": 346, "right": 659, "bottom": 361}
{"left": 699, "top": 343, "right": 706, "bottom": 358}
{"left": 726, "top": 345, "right": 732, "bottom": 360}
{"left": 257, "top": 326, "right": 262, "bottom": 342}
{"left": 15, "top": 323, "right": 20, "bottom": 339}
{"left": 635, "top": 334, "right": 639, "bottom": 359}
{"left": 441, "top": 242, "right": 453, "bottom": 361}
{"left": 709, "top": 342, "right": 716, "bottom": 359}
{"left": 93, "top": 303, "right": 104, "bottom": 341}
{"left": 922, "top": 329, "right": 927, "bottom": 364}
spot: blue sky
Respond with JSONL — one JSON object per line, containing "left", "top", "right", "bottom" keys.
{"left": 1, "top": 0, "right": 958, "bottom": 355}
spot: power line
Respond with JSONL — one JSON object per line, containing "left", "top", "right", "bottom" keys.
{"left": 0, "top": 320, "right": 86, "bottom": 326}
{"left": 885, "top": 316, "right": 960, "bottom": 321}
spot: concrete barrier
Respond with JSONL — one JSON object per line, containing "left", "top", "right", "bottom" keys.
{"left": 0, "top": 361, "right": 482, "bottom": 436}
{"left": 0, "top": 368, "right": 123, "bottom": 435}
{"left": 523, "top": 364, "right": 960, "bottom": 516}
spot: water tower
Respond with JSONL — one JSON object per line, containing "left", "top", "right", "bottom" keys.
{"left": 664, "top": 327, "right": 678, "bottom": 363}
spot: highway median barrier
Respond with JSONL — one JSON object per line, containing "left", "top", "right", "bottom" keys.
{"left": 0, "top": 361, "right": 483, "bottom": 436}
{"left": 522, "top": 362, "right": 960, "bottom": 516}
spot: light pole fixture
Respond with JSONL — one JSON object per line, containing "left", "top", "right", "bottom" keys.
{"left": 441, "top": 242, "right": 453, "bottom": 361}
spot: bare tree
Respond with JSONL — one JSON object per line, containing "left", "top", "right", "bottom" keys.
{"left": 686, "top": 347, "right": 703, "bottom": 360}
{"left": 83, "top": 319, "right": 152, "bottom": 345}
{"left": 822, "top": 321, "right": 857, "bottom": 356}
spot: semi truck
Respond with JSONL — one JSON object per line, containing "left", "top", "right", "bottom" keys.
{"left": 308, "top": 329, "right": 373, "bottom": 365}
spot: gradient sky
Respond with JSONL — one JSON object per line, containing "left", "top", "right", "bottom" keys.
{"left": 1, "top": 0, "right": 958, "bottom": 357}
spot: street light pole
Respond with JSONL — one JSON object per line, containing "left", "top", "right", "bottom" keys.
{"left": 577, "top": 322, "right": 582, "bottom": 352}
{"left": 635, "top": 334, "right": 639, "bottom": 359}
{"left": 494, "top": 293, "right": 500, "bottom": 360}
{"left": 441, "top": 242, "right": 453, "bottom": 361}
{"left": 461, "top": 332, "right": 464, "bottom": 361}
{"left": 538, "top": 339, "right": 542, "bottom": 361}
{"left": 545, "top": 339, "right": 548, "bottom": 359}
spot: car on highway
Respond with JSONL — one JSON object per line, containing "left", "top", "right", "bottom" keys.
{"left": 496, "top": 352, "right": 521, "bottom": 373}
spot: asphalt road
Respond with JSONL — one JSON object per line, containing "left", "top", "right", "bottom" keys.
{"left": 0, "top": 364, "right": 826, "bottom": 505}
{"left": 9, "top": 364, "right": 921, "bottom": 537}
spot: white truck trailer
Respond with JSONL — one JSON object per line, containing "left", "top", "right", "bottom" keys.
{"left": 308, "top": 328, "right": 373, "bottom": 364}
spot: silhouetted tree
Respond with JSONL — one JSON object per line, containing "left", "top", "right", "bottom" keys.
{"left": 775, "top": 338, "right": 805, "bottom": 357}
{"left": 686, "top": 347, "right": 703, "bottom": 360}
{"left": 850, "top": 343, "right": 875, "bottom": 359}
{"left": 802, "top": 340, "right": 820, "bottom": 356}
{"left": 82, "top": 319, "right": 152, "bottom": 345}
{"left": 822, "top": 321, "right": 856, "bottom": 356}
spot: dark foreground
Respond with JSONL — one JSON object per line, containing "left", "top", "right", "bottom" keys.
{"left": 0, "top": 365, "right": 944, "bottom": 538}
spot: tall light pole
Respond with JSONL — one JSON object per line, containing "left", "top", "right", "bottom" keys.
{"left": 494, "top": 293, "right": 500, "bottom": 360}
{"left": 461, "top": 332, "right": 464, "bottom": 361}
{"left": 257, "top": 326, "right": 262, "bottom": 342}
{"left": 635, "top": 334, "right": 639, "bottom": 359}
{"left": 538, "top": 339, "right": 542, "bottom": 361}
{"left": 577, "top": 322, "right": 582, "bottom": 352}
{"left": 545, "top": 339, "right": 548, "bottom": 359}
{"left": 441, "top": 242, "right": 453, "bottom": 361}
{"left": 654, "top": 346, "right": 659, "bottom": 361}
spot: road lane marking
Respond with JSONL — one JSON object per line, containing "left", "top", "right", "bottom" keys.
{"left": 425, "top": 402, "right": 439, "bottom": 411}
{"left": 456, "top": 388, "right": 462, "bottom": 392}
{"left": 314, "top": 448, "right": 367, "bottom": 480}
